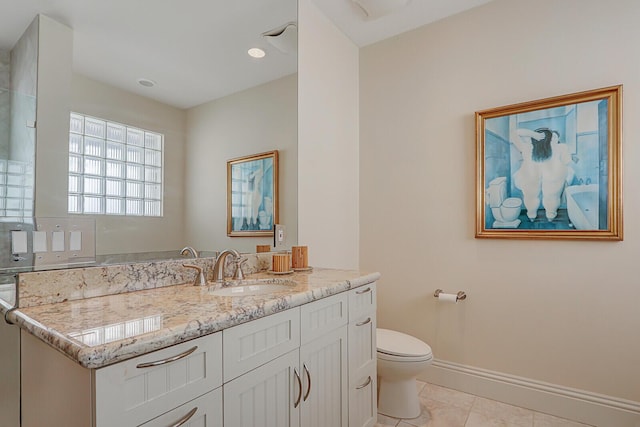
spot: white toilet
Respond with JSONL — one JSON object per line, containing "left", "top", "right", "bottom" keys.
{"left": 486, "top": 176, "right": 522, "bottom": 228}
{"left": 377, "top": 328, "right": 433, "bottom": 419}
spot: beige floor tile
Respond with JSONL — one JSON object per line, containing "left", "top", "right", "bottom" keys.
{"left": 465, "top": 410, "right": 526, "bottom": 427}
{"left": 399, "top": 396, "right": 469, "bottom": 427}
{"left": 419, "top": 382, "right": 477, "bottom": 412}
{"left": 378, "top": 382, "right": 589, "bottom": 427}
{"left": 468, "top": 397, "right": 533, "bottom": 427}
{"left": 376, "top": 413, "right": 400, "bottom": 427}
{"left": 533, "top": 412, "right": 593, "bottom": 427}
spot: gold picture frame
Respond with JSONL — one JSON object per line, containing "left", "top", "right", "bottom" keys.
{"left": 476, "top": 85, "right": 622, "bottom": 240}
{"left": 227, "top": 150, "right": 279, "bottom": 237}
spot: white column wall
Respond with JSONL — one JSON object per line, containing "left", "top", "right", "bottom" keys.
{"left": 298, "top": 0, "right": 360, "bottom": 269}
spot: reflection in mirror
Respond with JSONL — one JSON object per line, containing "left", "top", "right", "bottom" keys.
{"left": 0, "top": 17, "right": 38, "bottom": 271}
{"left": 0, "top": 1, "right": 298, "bottom": 272}
{"left": 0, "top": 19, "right": 37, "bottom": 221}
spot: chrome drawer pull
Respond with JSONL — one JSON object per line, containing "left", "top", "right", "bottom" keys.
{"left": 356, "top": 376, "right": 372, "bottom": 390}
{"left": 355, "top": 287, "right": 371, "bottom": 295}
{"left": 169, "top": 407, "right": 198, "bottom": 427}
{"left": 136, "top": 346, "right": 198, "bottom": 369}
{"left": 355, "top": 317, "right": 371, "bottom": 327}
{"left": 294, "top": 369, "right": 302, "bottom": 408}
{"left": 303, "top": 364, "right": 311, "bottom": 401}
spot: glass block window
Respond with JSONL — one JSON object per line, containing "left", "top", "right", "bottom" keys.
{"left": 0, "top": 159, "right": 34, "bottom": 220}
{"left": 68, "top": 113, "right": 163, "bottom": 216}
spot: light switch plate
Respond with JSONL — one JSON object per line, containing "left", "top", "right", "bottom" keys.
{"left": 274, "top": 224, "right": 286, "bottom": 249}
{"left": 33, "top": 231, "right": 47, "bottom": 253}
{"left": 11, "top": 231, "right": 28, "bottom": 254}
{"left": 52, "top": 231, "right": 65, "bottom": 252}
{"left": 69, "top": 231, "right": 82, "bottom": 251}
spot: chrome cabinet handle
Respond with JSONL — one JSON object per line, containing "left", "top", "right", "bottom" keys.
{"left": 294, "top": 368, "right": 302, "bottom": 408}
{"left": 356, "top": 376, "right": 372, "bottom": 390}
{"left": 136, "top": 346, "right": 198, "bottom": 369}
{"left": 303, "top": 364, "right": 311, "bottom": 402}
{"left": 355, "top": 287, "right": 371, "bottom": 295}
{"left": 169, "top": 407, "right": 198, "bottom": 427}
{"left": 355, "top": 317, "right": 371, "bottom": 327}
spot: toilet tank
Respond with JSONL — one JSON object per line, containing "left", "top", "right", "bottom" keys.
{"left": 487, "top": 177, "right": 507, "bottom": 207}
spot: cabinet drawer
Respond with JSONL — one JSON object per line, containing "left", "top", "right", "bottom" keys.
{"left": 300, "top": 292, "right": 348, "bottom": 344}
{"left": 348, "top": 367, "right": 377, "bottom": 427}
{"left": 95, "top": 332, "right": 222, "bottom": 427}
{"left": 349, "top": 283, "right": 376, "bottom": 320}
{"left": 140, "top": 388, "right": 222, "bottom": 427}
{"left": 348, "top": 311, "right": 376, "bottom": 382}
{"left": 223, "top": 308, "right": 300, "bottom": 382}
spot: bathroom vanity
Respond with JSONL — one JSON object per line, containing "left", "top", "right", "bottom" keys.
{"left": 3, "top": 264, "right": 379, "bottom": 427}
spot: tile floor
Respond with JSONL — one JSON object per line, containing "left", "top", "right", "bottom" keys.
{"left": 375, "top": 381, "right": 594, "bottom": 427}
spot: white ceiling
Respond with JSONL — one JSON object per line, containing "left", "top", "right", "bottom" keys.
{"left": 315, "top": 0, "right": 494, "bottom": 47}
{"left": 0, "top": 0, "right": 492, "bottom": 110}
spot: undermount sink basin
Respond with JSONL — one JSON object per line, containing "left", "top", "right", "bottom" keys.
{"left": 209, "top": 279, "right": 297, "bottom": 297}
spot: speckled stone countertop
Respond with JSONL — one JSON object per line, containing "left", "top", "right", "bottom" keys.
{"left": 3, "top": 268, "right": 380, "bottom": 369}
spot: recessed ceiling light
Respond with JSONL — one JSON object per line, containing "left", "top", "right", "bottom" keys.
{"left": 137, "top": 78, "right": 156, "bottom": 88}
{"left": 247, "top": 48, "right": 266, "bottom": 59}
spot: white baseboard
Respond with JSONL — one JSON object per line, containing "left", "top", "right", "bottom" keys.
{"left": 419, "top": 359, "right": 640, "bottom": 427}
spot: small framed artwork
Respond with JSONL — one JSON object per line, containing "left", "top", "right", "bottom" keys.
{"left": 227, "top": 150, "right": 279, "bottom": 237}
{"left": 475, "top": 85, "right": 622, "bottom": 240}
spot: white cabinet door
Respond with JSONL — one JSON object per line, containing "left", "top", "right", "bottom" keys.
{"left": 299, "top": 325, "right": 348, "bottom": 427}
{"left": 223, "top": 349, "right": 301, "bottom": 427}
{"left": 140, "top": 388, "right": 222, "bottom": 427}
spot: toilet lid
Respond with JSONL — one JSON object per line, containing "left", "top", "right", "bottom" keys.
{"left": 377, "top": 328, "right": 432, "bottom": 358}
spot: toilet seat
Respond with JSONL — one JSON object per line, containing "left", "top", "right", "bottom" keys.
{"left": 502, "top": 197, "right": 522, "bottom": 208}
{"left": 377, "top": 351, "right": 433, "bottom": 363}
{"left": 377, "top": 328, "right": 433, "bottom": 362}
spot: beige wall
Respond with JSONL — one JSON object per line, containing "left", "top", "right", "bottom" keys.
{"left": 185, "top": 74, "right": 297, "bottom": 254}
{"left": 69, "top": 74, "right": 187, "bottom": 254}
{"left": 360, "top": 0, "right": 640, "bottom": 404}
{"left": 298, "top": 0, "right": 360, "bottom": 269}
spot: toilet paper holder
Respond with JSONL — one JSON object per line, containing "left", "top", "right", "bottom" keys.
{"left": 434, "top": 289, "right": 467, "bottom": 301}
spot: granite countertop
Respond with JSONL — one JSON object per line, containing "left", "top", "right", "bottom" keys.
{"left": 3, "top": 268, "right": 380, "bottom": 369}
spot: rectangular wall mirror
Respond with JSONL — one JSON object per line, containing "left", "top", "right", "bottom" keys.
{"left": 0, "top": 0, "right": 298, "bottom": 271}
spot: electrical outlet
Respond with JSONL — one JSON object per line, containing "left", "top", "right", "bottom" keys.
{"left": 274, "top": 224, "right": 286, "bottom": 249}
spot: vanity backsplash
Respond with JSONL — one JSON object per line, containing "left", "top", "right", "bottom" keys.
{"left": 17, "top": 252, "right": 273, "bottom": 308}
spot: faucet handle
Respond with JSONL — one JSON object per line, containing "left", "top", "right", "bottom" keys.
{"left": 183, "top": 263, "right": 207, "bottom": 286}
{"left": 233, "top": 258, "right": 248, "bottom": 281}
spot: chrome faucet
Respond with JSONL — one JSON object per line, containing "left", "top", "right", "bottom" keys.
{"left": 212, "top": 249, "right": 241, "bottom": 283}
{"left": 180, "top": 246, "right": 199, "bottom": 258}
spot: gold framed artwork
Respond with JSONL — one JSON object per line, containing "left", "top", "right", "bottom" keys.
{"left": 227, "top": 150, "right": 279, "bottom": 237}
{"left": 475, "top": 85, "right": 622, "bottom": 240}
